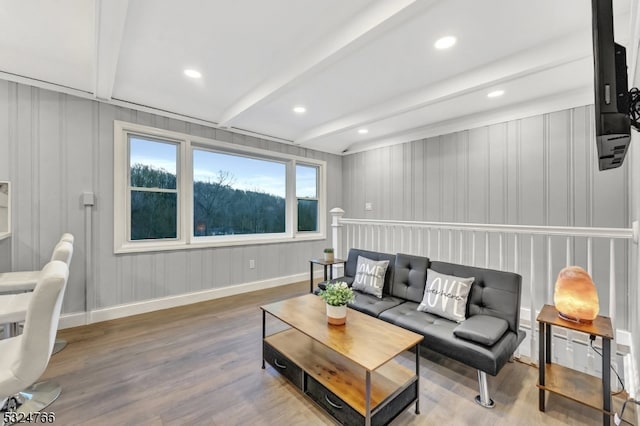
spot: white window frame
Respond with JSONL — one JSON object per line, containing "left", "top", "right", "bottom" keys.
{"left": 295, "top": 163, "right": 321, "bottom": 233}
{"left": 114, "top": 121, "right": 326, "bottom": 253}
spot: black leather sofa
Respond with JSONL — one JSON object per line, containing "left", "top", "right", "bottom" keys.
{"left": 318, "top": 248, "right": 525, "bottom": 408}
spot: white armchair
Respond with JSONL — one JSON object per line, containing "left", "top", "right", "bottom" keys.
{"left": 0, "top": 241, "right": 73, "bottom": 339}
{"left": 0, "top": 260, "right": 69, "bottom": 417}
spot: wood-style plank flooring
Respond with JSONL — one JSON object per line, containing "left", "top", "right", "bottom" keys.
{"left": 40, "top": 282, "right": 634, "bottom": 425}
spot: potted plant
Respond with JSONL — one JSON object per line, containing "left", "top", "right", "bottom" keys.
{"left": 323, "top": 247, "right": 334, "bottom": 262}
{"left": 318, "top": 281, "right": 354, "bottom": 325}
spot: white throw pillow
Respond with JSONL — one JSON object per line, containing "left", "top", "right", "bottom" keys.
{"left": 417, "top": 269, "right": 474, "bottom": 322}
{"left": 352, "top": 256, "right": 389, "bottom": 298}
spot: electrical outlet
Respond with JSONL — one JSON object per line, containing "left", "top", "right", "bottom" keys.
{"left": 365, "top": 202, "right": 373, "bottom": 211}
{"left": 249, "top": 259, "right": 255, "bottom": 269}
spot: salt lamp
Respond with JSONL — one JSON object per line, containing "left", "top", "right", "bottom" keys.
{"left": 554, "top": 266, "right": 599, "bottom": 323}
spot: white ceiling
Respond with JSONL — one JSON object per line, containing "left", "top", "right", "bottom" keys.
{"left": 0, "top": 0, "right": 633, "bottom": 155}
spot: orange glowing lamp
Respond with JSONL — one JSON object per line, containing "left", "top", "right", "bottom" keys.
{"left": 553, "top": 266, "right": 599, "bottom": 324}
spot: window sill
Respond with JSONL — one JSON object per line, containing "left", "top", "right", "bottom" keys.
{"left": 114, "top": 233, "right": 326, "bottom": 254}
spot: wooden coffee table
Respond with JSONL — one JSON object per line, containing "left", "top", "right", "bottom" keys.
{"left": 261, "top": 294, "right": 423, "bottom": 426}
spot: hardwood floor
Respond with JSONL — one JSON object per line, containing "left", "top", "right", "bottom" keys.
{"left": 40, "top": 282, "right": 633, "bottom": 425}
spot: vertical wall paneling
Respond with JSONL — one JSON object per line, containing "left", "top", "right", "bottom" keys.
{"left": 16, "top": 85, "right": 35, "bottom": 266}
{"left": 402, "top": 143, "right": 410, "bottom": 221}
{"left": 31, "top": 89, "right": 40, "bottom": 269}
{"left": 342, "top": 104, "right": 630, "bottom": 327}
{"left": 425, "top": 137, "right": 441, "bottom": 221}
{"left": 0, "top": 82, "right": 10, "bottom": 180}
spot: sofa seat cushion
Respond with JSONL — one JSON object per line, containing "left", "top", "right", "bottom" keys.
{"left": 453, "top": 315, "right": 508, "bottom": 346}
{"left": 379, "top": 302, "right": 524, "bottom": 376}
{"left": 348, "top": 291, "right": 405, "bottom": 317}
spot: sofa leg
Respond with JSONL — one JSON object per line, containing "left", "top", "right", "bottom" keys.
{"left": 474, "top": 370, "right": 495, "bottom": 408}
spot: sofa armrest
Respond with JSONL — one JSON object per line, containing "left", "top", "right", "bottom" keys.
{"left": 453, "top": 315, "right": 508, "bottom": 346}
{"left": 316, "top": 276, "right": 354, "bottom": 291}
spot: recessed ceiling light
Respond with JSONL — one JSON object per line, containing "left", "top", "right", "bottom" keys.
{"left": 487, "top": 90, "right": 505, "bottom": 98}
{"left": 293, "top": 106, "right": 306, "bottom": 114}
{"left": 434, "top": 36, "right": 457, "bottom": 50}
{"left": 184, "top": 69, "right": 202, "bottom": 79}
{"left": 358, "top": 128, "right": 369, "bottom": 134}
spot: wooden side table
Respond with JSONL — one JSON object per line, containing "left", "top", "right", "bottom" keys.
{"left": 308, "top": 258, "right": 346, "bottom": 293}
{"left": 537, "top": 304, "right": 614, "bottom": 425}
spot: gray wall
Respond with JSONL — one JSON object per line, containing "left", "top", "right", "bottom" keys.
{"left": 342, "top": 105, "right": 631, "bottom": 327}
{"left": 0, "top": 238, "right": 9, "bottom": 272}
{"left": 0, "top": 81, "right": 342, "bottom": 313}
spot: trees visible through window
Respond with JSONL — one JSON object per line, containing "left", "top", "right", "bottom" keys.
{"left": 114, "top": 121, "right": 326, "bottom": 252}
{"left": 193, "top": 149, "right": 286, "bottom": 237}
{"left": 296, "top": 164, "right": 318, "bottom": 232}
{"left": 129, "top": 136, "right": 178, "bottom": 240}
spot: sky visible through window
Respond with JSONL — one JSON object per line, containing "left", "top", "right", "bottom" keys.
{"left": 130, "top": 136, "right": 317, "bottom": 198}
{"left": 194, "top": 150, "right": 286, "bottom": 197}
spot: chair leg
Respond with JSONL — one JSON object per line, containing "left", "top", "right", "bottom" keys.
{"left": 474, "top": 370, "right": 495, "bottom": 408}
{"left": 0, "top": 381, "right": 61, "bottom": 418}
{"left": 52, "top": 338, "right": 67, "bottom": 355}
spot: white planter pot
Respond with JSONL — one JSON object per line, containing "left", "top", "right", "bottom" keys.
{"left": 326, "top": 303, "right": 347, "bottom": 325}
{"left": 324, "top": 253, "right": 334, "bottom": 262}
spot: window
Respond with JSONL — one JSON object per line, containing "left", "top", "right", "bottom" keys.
{"left": 296, "top": 164, "right": 318, "bottom": 232}
{"left": 193, "top": 149, "right": 286, "bottom": 237}
{"left": 129, "top": 137, "right": 179, "bottom": 240}
{"left": 114, "top": 121, "right": 326, "bottom": 253}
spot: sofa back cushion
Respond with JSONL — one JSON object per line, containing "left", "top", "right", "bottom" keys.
{"left": 429, "top": 261, "right": 522, "bottom": 333}
{"left": 345, "top": 249, "right": 396, "bottom": 294}
{"left": 390, "top": 253, "right": 429, "bottom": 302}
{"left": 417, "top": 269, "right": 474, "bottom": 322}
{"left": 352, "top": 256, "right": 389, "bottom": 298}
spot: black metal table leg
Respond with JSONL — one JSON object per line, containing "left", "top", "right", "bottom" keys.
{"left": 539, "top": 321, "right": 545, "bottom": 411}
{"left": 261, "top": 309, "right": 266, "bottom": 369}
{"left": 415, "top": 343, "right": 421, "bottom": 414}
{"left": 603, "top": 337, "right": 611, "bottom": 425}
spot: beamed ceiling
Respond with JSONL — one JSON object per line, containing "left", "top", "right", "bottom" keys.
{"left": 0, "top": 0, "right": 633, "bottom": 154}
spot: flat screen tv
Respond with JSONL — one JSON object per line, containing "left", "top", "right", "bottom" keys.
{"left": 592, "top": 0, "right": 631, "bottom": 170}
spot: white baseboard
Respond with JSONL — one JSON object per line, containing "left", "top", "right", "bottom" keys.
{"left": 58, "top": 272, "right": 307, "bottom": 329}
{"left": 58, "top": 312, "right": 89, "bottom": 329}
{"left": 624, "top": 345, "right": 638, "bottom": 399}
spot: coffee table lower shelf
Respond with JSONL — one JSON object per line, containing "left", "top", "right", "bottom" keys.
{"left": 264, "top": 328, "right": 418, "bottom": 426}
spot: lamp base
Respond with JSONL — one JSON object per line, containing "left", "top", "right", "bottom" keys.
{"left": 557, "top": 311, "right": 593, "bottom": 324}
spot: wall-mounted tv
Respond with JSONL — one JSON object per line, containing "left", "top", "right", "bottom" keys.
{"left": 592, "top": 0, "right": 632, "bottom": 170}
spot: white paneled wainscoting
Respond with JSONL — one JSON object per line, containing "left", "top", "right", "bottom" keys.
{"left": 329, "top": 208, "right": 639, "bottom": 396}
